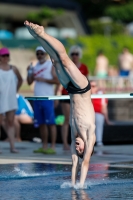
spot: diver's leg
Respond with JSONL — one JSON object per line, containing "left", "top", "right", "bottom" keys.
{"left": 24, "top": 21, "right": 88, "bottom": 89}
{"left": 25, "top": 21, "right": 70, "bottom": 88}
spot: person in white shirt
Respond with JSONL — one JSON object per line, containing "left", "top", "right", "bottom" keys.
{"left": 0, "top": 47, "right": 23, "bottom": 153}
{"left": 27, "top": 46, "right": 59, "bottom": 154}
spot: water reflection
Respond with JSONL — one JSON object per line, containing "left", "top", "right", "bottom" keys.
{"left": 89, "top": 163, "right": 109, "bottom": 179}
{"left": 1, "top": 163, "right": 133, "bottom": 199}
{"left": 71, "top": 189, "right": 91, "bottom": 200}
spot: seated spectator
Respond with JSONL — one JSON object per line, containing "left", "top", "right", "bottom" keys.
{"left": 90, "top": 81, "right": 113, "bottom": 146}
{"left": 2, "top": 94, "right": 34, "bottom": 141}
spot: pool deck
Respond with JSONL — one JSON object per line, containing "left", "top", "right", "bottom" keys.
{"left": 0, "top": 141, "right": 133, "bottom": 168}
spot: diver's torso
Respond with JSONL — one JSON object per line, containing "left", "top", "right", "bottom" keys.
{"left": 69, "top": 90, "right": 95, "bottom": 135}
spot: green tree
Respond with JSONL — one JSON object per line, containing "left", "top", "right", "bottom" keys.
{"left": 88, "top": 19, "right": 124, "bottom": 35}
{"left": 27, "top": 6, "right": 64, "bottom": 26}
{"left": 66, "top": 34, "right": 133, "bottom": 74}
{"left": 105, "top": 1, "right": 133, "bottom": 22}
{"left": 72, "top": 0, "right": 129, "bottom": 19}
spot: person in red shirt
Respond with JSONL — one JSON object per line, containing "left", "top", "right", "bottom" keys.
{"left": 90, "top": 80, "right": 112, "bottom": 146}
{"left": 60, "top": 45, "right": 89, "bottom": 150}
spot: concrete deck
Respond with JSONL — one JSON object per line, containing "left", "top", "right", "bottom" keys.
{"left": 0, "top": 141, "right": 133, "bottom": 168}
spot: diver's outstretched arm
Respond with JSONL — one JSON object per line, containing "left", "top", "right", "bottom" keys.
{"left": 79, "top": 127, "right": 96, "bottom": 187}
{"left": 71, "top": 140, "right": 79, "bottom": 186}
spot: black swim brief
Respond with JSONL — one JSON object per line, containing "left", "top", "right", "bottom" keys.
{"left": 66, "top": 79, "right": 91, "bottom": 94}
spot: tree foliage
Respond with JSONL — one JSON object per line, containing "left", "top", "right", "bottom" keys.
{"left": 105, "top": 2, "right": 133, "bottom": 22}
{"left": 73, "top": 0, "right": 132, "bottom": 22}
{"left": 27, "top": 6, "right": 64, "bottom": 25}
{"left": 88, "top": 19, "right": 124, "bottom": 35}
{"left": 73, "top": 0, "right": 110, "bottom": 19}
{"left": 66, "top": 34, "right": 133, "bottom": 74}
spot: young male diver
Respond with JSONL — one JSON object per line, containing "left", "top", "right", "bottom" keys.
{"left": 24, "top": 20, "right": 96, "bottom": 187}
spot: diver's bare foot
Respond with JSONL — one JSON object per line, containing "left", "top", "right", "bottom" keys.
{"left": 10, "top": 149, "right": 19, "bottom": 153}
{"left": 24, "top": 20, "right": 44, "bottom": 38}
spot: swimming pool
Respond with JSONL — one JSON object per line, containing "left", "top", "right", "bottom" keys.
{"left": 0, "top": 163, "right": 133, "bottom": 200}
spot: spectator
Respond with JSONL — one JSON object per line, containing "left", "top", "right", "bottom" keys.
{"left": 95, "top": 50, "right": 109, "bottom": 91}
{"left": 59, "top": 45, "right": 89, "bottom": 150}
{"left": 0, "top": 47, "right": 23, "bottom": 153}
{"left": 108, "top": 66, "right": 119, "bottom": 92}
{"left": 2, "top": 94, "right": 34, "bottom": 142}
{"left": 90, "top": 80, "right": 112, "bottom": 146}
{"left": 118, "top": 47, "right": 133, "bottom": 77}
{"left": 27, "top": 46, "right": 59, "bottom": 154}
{"left": 118, "top": 47, "right": 133, "bottom": 91}
{"left": 95, "top": 50, "right": 109, "bottom": 78}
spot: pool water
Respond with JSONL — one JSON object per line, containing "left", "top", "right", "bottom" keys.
{"left": 0, "top": 163, "right": 133, "bottom": 200}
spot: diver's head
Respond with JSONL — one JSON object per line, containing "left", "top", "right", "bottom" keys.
{"left": 75, "top": 137, "right": 85, "bottom": 159}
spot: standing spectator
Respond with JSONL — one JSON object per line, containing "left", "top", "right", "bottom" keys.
{"left": 95, "top": 50, "right": 109, "bottom": 90}
{"left": 60, "top": 45, "right": 89, "bottom": 150}
{"left": 90, "top": 80, "right": 112, "bottom": 146}
{"left": 108, "top": 66, "right": 119, "bottom": 92}
{"left": 0, "top": 47, "right": 23, "bottom": 153}
{"left": 95, "top": 50, "right": 109, "bottom": 78}
{"left": 27, "top": 46, "right": 59, "bottom": 154}
{"left": 118, "top": 47, "right": 133, "bottom": 76}
{"left": 118, "top": 47, "right": 133, "bottom": 91}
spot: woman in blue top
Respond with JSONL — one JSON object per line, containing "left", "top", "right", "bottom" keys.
{"left": 3, "top": 94, "right": 34, "bottom": 141}
{"left": 15, "top": 94, "right": 34, "bottom": 141}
